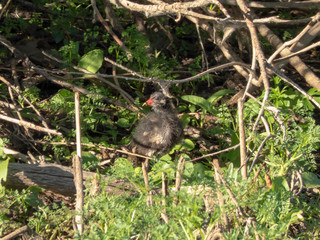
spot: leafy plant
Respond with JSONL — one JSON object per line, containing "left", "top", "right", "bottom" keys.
{"left": 1, "top": 1, "right": 320, "bottom": 239}
{"left": 78, "top": 49, "right": 104, "bottom": 73}
{"left": 58, "top": 41, "right": 80, "bottom": 64}
{"left": 82, "top": 176, "right": 209, "bottom": 239}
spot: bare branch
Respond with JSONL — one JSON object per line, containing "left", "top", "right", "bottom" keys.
{"left": 266, "top": 63, "right": 320, "bottom": 109}
{"left": 91, "top": 0, "right": 132, "bottom": 59}
{"left": 236, "top": 0, "right": 270, "bottom": 134}
{"left": 268, "top": 13, "right": 320, "bottom": 63}
{"left": 0, "top": 75, "right": 51, "bottom": 130}
{"left": 257, "top": 22, "right": 320, "bottom": 90}
{"left": 238, "top": 98, "right": 247, "bottom": 179}
{"left": 0, "top": 113, "right": 62, "bottom": 136}
{"left": 274, "top": 40, "right": 320, "bottom": 64}
{"left": 109, "top": 0, "right": 215, "bottom": 18}
{"left": 73, "top": 92, "right": 84, "bottom": 235}
{"left": 1, "top": 226, "right": 29, "bottom": 240}
{"left": 220, "top": 0, "right": 320, "bottom": 9}
{"left": 212, "top": 158, "right": 230, "bottom": 230}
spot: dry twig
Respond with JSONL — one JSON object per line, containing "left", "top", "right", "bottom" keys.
{"left": 0, "top": 113, "right": 62, "bottom": 136}
{"left": 73, "top": 92, "right": 84, "bottom": 235}
{"left": 238, "top": 98, "right": 247, "bottom": 179}
{"left": 173, "top": 155, "right": 185, "bottom": 205}
{"left": 0, "top": 225, "right": 29, "bottom": 240}
{"left": 91, "top": 0, "right": 132, "bottom": 59}
{"left": 212, "top": 158, "right": 230, "bottom": 230}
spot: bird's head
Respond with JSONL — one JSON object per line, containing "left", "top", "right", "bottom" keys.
{"left": 143, "top": 92, "right": 167, "bottom": 110}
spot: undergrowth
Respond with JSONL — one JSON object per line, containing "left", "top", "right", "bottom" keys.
{"left": 1, "top": 82, "right": 319, "bottom": 239}
{"left": 0, "top": 1, "right": 320, "bottom": 239}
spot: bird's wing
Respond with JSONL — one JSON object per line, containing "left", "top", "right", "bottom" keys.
{"left": 135, "top": 113, "right": 170, "bottom": 146}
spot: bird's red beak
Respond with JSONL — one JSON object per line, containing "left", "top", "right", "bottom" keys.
{"left": 143, "top": 97, "right": 153, "bottom": 106}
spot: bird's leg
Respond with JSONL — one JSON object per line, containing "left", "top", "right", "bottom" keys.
{"left": 173, "top": 155, "right": 185, "bottom": 205}
{"left": 144, "top": 158, "right": 150, "bottom": 171}
{"left": 160, "top": 172, "right": 169, "bottom": 223}
{"left": 142, "top": 161, "right": 153, "bottom": 206}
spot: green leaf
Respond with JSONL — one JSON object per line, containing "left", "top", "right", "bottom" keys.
{"left": 302, "top": 172, "right": 320, "bottom": 188}
{"left": 160, "top": 154, "right": 172, "bottom": 161}
{"left": 117, "top": 118, "right": 130, "bottom": 128}
{"left": 182, "top": 95, "right": 217, "bottom": 114}
{"left": 78, "top": 49, "right": 104, "bottom": 73}
{"left": 71, "top": 151, "right": 99, "bottom": 170}
{"left": 113, "top": 158, "right": 135, "bottom": 179}
{"left": 192, "top": 163, "right": 205, "bottom": 180}
{"left": 26, "top": 186, "right": 43, "bottom": 207}
{"left": 81, "top": 137, "right": 91, "bottom": 144}
{"left": 182, "top": 139, "right": 195, "bottom": 151}
{"left": 272, "top": 176, "right": 289, "bottom": 192}
{"left": 180, "top": 153, "right": 191, "bottom": 161}
{"left": 52, "top": 29, "right": 64, "bottom": 43}
{"left": 189, "top": 104, "right": 196, "bottom": 113}
{"left": 180, "top": 114, "right": 191, "bottom": 128}
{"left": 0, "top": 159, "right": 9, "bottom": 187}
{"left": 150, "top": 159, "right": 175, "bottom": 183}
{"left": 207, "top": 89, "right": 235, "bottom": 103}
{"left": 183, "top": 162, "right": 194, "bottom": 178}
{"left": 308, "top": 88, "right": 320, "bottom": 96}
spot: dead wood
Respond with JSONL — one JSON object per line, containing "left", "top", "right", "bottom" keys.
{"left": 291, "top": 21, "right": 320, "bottom": 52}
{"left": 103, "top": 0, "right": 124, "bottom": 34}
{"left": 220, "top": 0, "right": 320, "bottom": 9}
{"left": 257, "top": 23, "right": 320, "bottom": 91}
{"left": 3, "top": 162, "right": 136, "bottom": 197}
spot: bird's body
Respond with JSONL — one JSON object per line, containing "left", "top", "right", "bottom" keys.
{"left": 131, "top": 92, "right": 182, "bottom": 157}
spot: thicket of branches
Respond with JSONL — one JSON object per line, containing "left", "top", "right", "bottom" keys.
{"left": 0, "top": 0, "right": 320, "bottom": 239}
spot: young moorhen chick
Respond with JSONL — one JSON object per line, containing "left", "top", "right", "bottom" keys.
{"left": 131, "top": 92, "right": 183, "bottom": 158}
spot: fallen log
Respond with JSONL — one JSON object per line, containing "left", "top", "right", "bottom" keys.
{"left": 3, "top": 162, "right": 136, "bottom": 197}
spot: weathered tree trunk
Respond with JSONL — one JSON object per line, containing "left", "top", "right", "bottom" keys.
{"left": 3, "top": 162, "right": 136, "bottom": 197}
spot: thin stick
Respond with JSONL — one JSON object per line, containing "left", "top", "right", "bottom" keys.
{"left": 0, "top": 35, "right": 131, "bottom": 110}
{"left": 190, "top": 140, "right": 244, "bottom": 162}
{"left": 212, "top": 159, "right": 246, "bottom": 218}
{"left": 175, "top": 155, "right": 185, "bottom": 192}
{"left": 112, "top": 65, "right": 138, "bottom": 110}
{"left": 266, "top": 63, "right": 320, "bottom": 110}
{"left": 41, "top": 50, "right": 136, "bottom": 108}
{"left": 91, "top": 0, "right": 132, "bottom": 59}
{"left": 162, "top": 172, "right": 168, "bottom": 202}
{"left": 3, "top": 147, "right": 29, "bottom": 163}
{"left": 173, "top": 155, "right": 185, "bottom": 205}
{"left": 0, "top": 100, "right": 21, "bottom": 110}
{"left": 247, "top": 134, "right": 274, "bottom": 178}
{"left": 195, "top": 21, "right": 210, "bottom": 87}
{"left": 213, "top": 0, "right": 231, "bottom": 18}
{"left": 33, "top": 140, "right": 152, "bottom": 160}
{"left": 220, "top": 0, "right": 320, "bottom": 9}
{"left": 161, "top": 172, "right": 169, "bottom": 223}
{"left": 73, "top": 92, "right": 84, "bottom": 235}
{"left": 253, "top": 162, "right": 265, "bottom": 183}
{"left": 142, "top": 161, "right": 153, "bottom": 206}
{"left": 274, "top": 40, "right": 320, "bottom": 63}
{"left": 74, "top": 64, "right": 135, "bottom": 101}
{"left": 268, "top": 13, "right": 320, "bottom": 63}
{"left": 7, "top": 84, "right": 31, "bottom": 137}
{"left": 0, "top": 113, "right": 62, "bottom": 136}
{"left": 33, "top": 61, "right": 253, "bottom": 84}
{"left": 0, "top": 225, "right": 29, "bottom": 240}
{"left": 212, "top": 158, "right": 230, "bottom": 230}
{"left": 0, "top": 76, "right": 50, "bottom": 131}
{"left": 236, "top": 0, "right": 270, "bottom": 134}
{"left": 294, "top": 170, "right": 303, "bottom": 196}
{"left": 238, "top": 98, "right": 247, "bottom": 179}
{"left": 104, "top": 57, "right": 146, "bottom": 79}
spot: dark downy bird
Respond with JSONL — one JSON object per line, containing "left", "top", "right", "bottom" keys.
{"left": 130, "top": 92, "right": 183, "bottom": 159}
